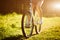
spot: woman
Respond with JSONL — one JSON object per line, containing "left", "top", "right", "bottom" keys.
{"left": 25, "top": 0, "right": 44, "bottom": 28}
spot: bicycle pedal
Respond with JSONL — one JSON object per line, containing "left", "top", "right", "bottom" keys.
{"left": 25, "top": 25, "right": 31, "bottom": 28}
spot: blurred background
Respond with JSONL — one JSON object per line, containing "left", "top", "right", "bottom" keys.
{"left": 42, "top": 0, "right": 60, "bottom": 17}
{"left": 0, "top": 0, "right": 60, "bottom": 40}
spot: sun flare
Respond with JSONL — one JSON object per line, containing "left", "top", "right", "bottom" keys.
{"left": 52, "top": 3, "right": 60, "bottom": 10}
{"left": 54, "top": 3, "right": 60, "bottom": 9}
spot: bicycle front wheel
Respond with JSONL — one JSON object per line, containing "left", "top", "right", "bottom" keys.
{"left": 21, "top": 14, "right": 34, "bottom": 38}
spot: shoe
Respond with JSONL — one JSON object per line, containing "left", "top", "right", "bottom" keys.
{"left": 25, "top": 24, "right": 31, "bottom": 28}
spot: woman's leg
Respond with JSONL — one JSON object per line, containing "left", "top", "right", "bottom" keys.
{"left": 25, "top": 10, "right": 33, "bottom": 28}
{"left": 36, "top": 6, "right": 43, "bottom": 25}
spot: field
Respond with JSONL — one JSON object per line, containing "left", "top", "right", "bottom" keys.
{"left": 0, "top": 12, "right": 60, "bottom": 40}
{"left": 27, "top": 17, "right": 60, "bottom": 40}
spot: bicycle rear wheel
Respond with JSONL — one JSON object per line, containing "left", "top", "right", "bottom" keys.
{"left": 33, "top": 12, "right": 42, "bottom": 34}
{"left": 21, "top": 14, "right": 34, "bottom": 38}
{"left": 36, "top": 23, "right": 42, "bottom": 33}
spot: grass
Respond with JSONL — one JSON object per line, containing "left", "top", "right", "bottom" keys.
{"left": 0, "top": 12, "right": 22, "bottom": 40}
{"left": 27, "top": 17, "right": 60, "bottom": 40}
{"left": 0, "top": 12, "right": 60, "bottom": 40}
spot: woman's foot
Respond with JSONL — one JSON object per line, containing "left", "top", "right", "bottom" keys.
{"left": 25, "top": 23, "right": 31, "bottom": 28}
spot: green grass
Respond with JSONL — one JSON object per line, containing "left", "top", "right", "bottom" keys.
{"left": 0, "top": 12, "right": 60, "bottom": 40}
{"left": 27, "top": 17, "right": 60, "bottom": 40}
{"left": 0, "top": 12, "right": 22, "bottom": 40}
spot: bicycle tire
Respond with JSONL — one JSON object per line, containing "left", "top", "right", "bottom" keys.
{"left": 21, "top": 14, "right": 34, "bottom": 38}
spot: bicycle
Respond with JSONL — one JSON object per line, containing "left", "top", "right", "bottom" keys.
{"left": 21, "top": 0, "right": 44, "bottom": 38}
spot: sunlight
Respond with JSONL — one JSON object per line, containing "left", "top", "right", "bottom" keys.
{"left": 52, "top": 3, "right": 60, "bottom": 10}
{"left": 54, "top": 3, "right": 60, "bottom": 9}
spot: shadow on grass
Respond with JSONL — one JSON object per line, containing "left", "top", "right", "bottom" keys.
{"left": 2, "top": 35, "right": 25, "bottom": 40}
{"left": 2, "top": 34, "right": 38, "bottom": 40}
